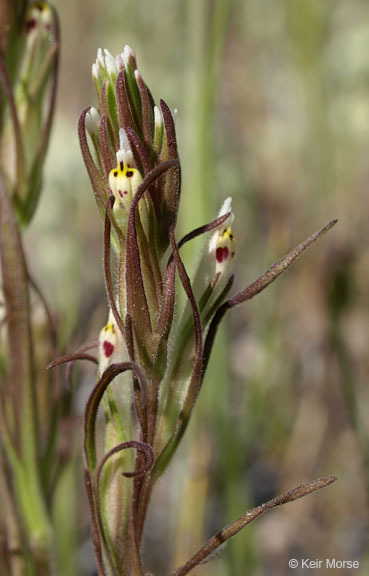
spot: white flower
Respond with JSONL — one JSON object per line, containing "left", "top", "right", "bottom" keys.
{"left": 108, "top": 133, "right": 143, "bottom": 233}
{"left": 98, "top": 312, "right": 125, "bottom": 374}
{"left": 208, "top": 197, "right": 236, "bottom": 275}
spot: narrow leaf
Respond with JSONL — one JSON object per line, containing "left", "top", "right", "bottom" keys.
{"left": 156, "top": 211, "right": 230, "bottom": 341}
{"left": 127, "top": 126, "right": 151, "bottom": 175}
{"left": 135, "top": 70, "right": 153, "bottom": 151}
{"left": 84, "top": 470, "right": 107, "bottom": 576}
{"left": 172, "top": 476, "right": 337, "bottom": 576}
{"left": 47, "top": 352, "right": 98, "bottom": 370}
{"left": 99, "top": 114, "right": 115, "bottom": 180}
{"left": 159, "top": 100, "right": 181, "bottom": 240}
{"left": 125, "top": 160, "right": 179, "bottom": 355}
{"left": 229, "top": 219, "right": 338, "bottom": 308}
{"left": 95, "top": 440, "right": 154, "bottom": 487}
{"left": 116, "top": 69, "right": 134, "bottom": 133}
{"left": 202, "top": 219, "right": 338, "bottom": 380}
{"left": 153, "top": 226, "right": 203, "bottom": 477}
{"left": 78, "top": 107, "right": 108, "bottom": 209}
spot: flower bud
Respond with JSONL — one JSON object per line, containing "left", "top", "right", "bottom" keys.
{"left": 85, "top": 107, "right": 100, "bottom": 138}
{"left": 121, "top": 44, "right": 137, "bottom": 70}
{"left": 153, "top": 105, "right": 163, "bottom": 155}
{"left": 94, "top": 47, "right": 115, "bottom": 84}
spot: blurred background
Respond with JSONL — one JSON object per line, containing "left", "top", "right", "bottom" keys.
{"left": 25, "top": 0, "right": 369, "bottom": 574}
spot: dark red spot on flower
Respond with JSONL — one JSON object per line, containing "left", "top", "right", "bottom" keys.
{"left": 103, "top": 341, "right": 114, "bottom": 358}
{"left": 26, "top": 18, "right": 37, "bottom": 32}
{"left": 124, "top": 190, "right": 128, "bottom": 195}
{"left": 118, "top": 190, "right": 123, "bottom": 197}
{"left": 126, "top": 170, "right": 134, "bottom": 178}
{"left": 113, "top": 171, "right": 118, "bottom": 177}
{"left": 216, "top": 247, "right": 229, "bottom": 264}
{"left": 120, "top": 161, "right": 124, "bottom": 171}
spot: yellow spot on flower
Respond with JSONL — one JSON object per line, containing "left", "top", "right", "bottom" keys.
{"left": 99, "top": 322, "right": 117, "bottom": 363}
{"left": 103, "top": 323, "right": 115, "bottom": 334}
{"left": 35, "top": 2, "right": 49, "bottom": 10}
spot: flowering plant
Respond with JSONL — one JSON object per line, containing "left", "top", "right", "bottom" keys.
{"left": 51, "top": 45, "right": 337, "bottom": 575}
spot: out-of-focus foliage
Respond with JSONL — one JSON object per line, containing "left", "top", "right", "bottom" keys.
{"left": 28, "top": 0, "right": 369, "bottom": 574}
